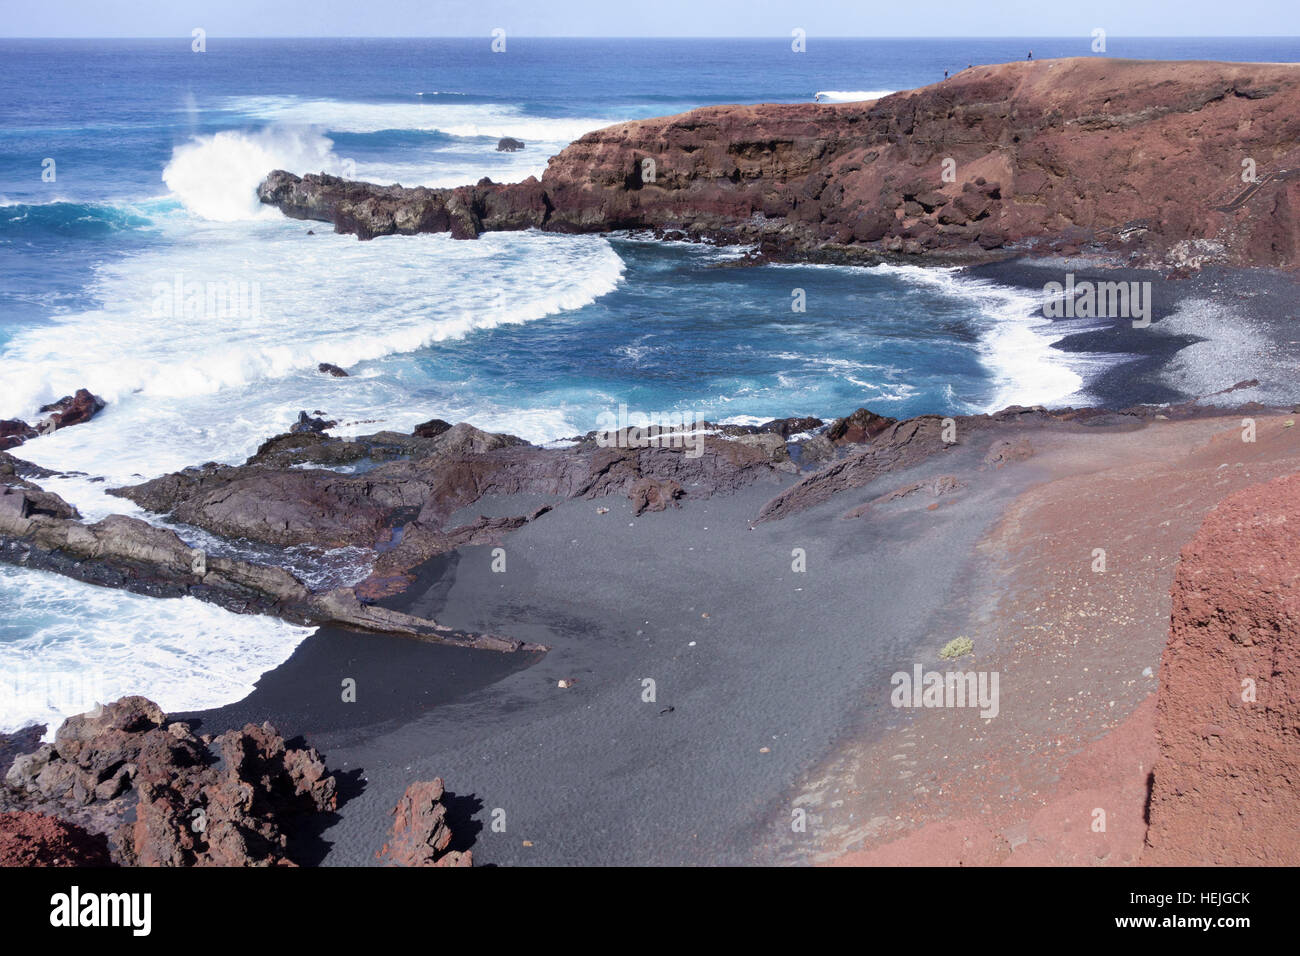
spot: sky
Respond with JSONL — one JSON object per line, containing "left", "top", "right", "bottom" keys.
{"left": 1, "top": 0, "right": 1296, "bottom": 39}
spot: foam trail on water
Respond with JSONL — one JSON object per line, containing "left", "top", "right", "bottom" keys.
{"left": 867, "top": 263, "right": 1091, "bottom": 410}
{"left": 222, "top": 95, "right": 614, "bottom": 142}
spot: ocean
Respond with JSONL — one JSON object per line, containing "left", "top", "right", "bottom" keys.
{"left": 3, "top": 36, "right": 1298, "bottom": 733}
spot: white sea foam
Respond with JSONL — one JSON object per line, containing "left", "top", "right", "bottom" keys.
{"left": 866, "top": 263, "right": 1094, "bottom": 410}
{"left": 222, "top": 95, "right": 612, "bottom": 143}
{"left": 2, "top": 222, "right": 624, "bottom": 498}
{"left": 814, "top": 90, "right": 895, "bottom": 103}
{"left": 163, "top": 127, "right": 355, "bottom": 221}
{"left": 0, "top": 566, "right": 314, "bottom": 739}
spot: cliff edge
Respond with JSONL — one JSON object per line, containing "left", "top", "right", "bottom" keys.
{"left": 260, "top": 57, "right": 1300, "bottom": 269}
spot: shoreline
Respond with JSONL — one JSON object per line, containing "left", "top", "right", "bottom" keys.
{"left": 4, "top": 254, "right": 1299, "bottom": 865}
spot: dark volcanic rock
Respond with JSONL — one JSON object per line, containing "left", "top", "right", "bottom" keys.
{"left": 110, "top": 422, "right": 785, "bottom": 584}
{"left": 714, "top": 415, "right": 823, "bottom": 438}
{"left": 496, "top": 137, "right": 525, "bottom": 152}
{"left": 290, "top": 410, "right": 336, "bottom": 434}
{"left": 317, "top": 362, "right": 349, "bottom": 377}
{"left": 257, "top": 169, "right": 548, "bottom": 241}
{"left": 412, "top": 417, "right": 453, "bottom": 439}
{"left": 827, "top": 408, "right": 897, "bottom": 444}
{"left": 0, "top": 474, "right": 532, "bottom": 649}
{"left": 376, "top": 778, "right": 472, "bottom": 867}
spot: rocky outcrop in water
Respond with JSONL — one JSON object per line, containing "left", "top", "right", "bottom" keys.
{"left": 0, "top": 388, "right": 105, "bottom": 451}
{"left": 260, "top": 58, "right": 1300, "bottom": 269}
{"left": 0, "top": 451, "right": 538, "bottom": 651}
{"left": 1145, "top": 472, "right": 1300, "bottom": 864}
{"left": 39, "top": 389, "right": 106, "bottom": 429}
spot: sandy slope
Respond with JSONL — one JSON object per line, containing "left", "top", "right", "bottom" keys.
{"left": 811, "top": 412, "right": 1300, "bottom": 865}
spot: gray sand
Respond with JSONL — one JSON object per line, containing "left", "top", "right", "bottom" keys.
{"left": 283, "top": 435, "right": 1048, "bottom": 865}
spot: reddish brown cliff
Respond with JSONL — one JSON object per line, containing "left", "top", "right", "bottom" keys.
{"left": 261, "top": 57, "right": 1300, "bottom": 268}
{"left": 1145, "top": 472, "right": 1300, "bottom": 864}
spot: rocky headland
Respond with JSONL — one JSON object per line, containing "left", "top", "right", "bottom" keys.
{"left": 259, "top": 57, "right": 1300, "bottom": 270}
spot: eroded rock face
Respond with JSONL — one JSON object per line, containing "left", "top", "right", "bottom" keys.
{"left": 376, "top": 779, "right": 472, "bottom": 867}
{"left": 3, "top": 697, "right": 338, "bottom": 867}
{"left": 260, "top": 58, "right": 1300, "bottom": 269}
{"left": 1145, "top": 473, "right": 1300, "bottom": 865}
{"left": 109, "top": 422, "right": 786, "bottom": 586}
{"left": 124, "top": 720, "right": 338, "bottom": 868}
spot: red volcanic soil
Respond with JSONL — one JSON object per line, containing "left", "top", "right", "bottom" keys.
{"left": 816, "top": 413, "right": 1300, "bottom": 866}
{"left": 0, "top": 811, "right": 113, "bottom": 867}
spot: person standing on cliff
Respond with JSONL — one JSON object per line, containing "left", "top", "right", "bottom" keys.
{"left": 1027, "top": 50, "right": 1033, "bottom": 59}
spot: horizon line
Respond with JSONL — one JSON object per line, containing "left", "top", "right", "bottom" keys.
{"left": 4, "top": 34, "right": 1300, "bottom": 41}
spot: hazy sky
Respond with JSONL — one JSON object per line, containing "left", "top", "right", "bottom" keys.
{"left": 2, "top": 0, "right": 1293, "bottom": 39}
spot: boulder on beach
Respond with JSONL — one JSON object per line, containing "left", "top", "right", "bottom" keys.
{"left": 376, "top": 778, "right": 472, "bottom": 867}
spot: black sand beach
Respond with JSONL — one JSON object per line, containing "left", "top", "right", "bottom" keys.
{"left": 183, "top": 426, "right": 1051, "bottom": 865}
{"left": 161, "top": 260, "right": 1300, "bottom": 866}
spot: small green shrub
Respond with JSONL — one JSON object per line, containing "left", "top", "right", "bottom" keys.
{"left": 939, "top": 637, "right": 974, "bottom": 660}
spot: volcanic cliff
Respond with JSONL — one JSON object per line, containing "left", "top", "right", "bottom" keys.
{"left": 259, "top": 57, "right": 1300, "bottom": 269}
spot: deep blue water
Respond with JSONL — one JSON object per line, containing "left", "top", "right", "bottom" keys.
{"left": 2, "top": 36, "right": 1298, "bottom": 729}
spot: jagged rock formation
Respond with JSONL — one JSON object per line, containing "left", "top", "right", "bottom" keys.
{"left": 1145, "top": 472, "right": 1300, "bottom": 864}
{"left": 260, "top": 58, "right": 1300, "bottom": 269}
{"left": 2, "top": 697, "right": 338, "bottom": 866}
{"left": 107, "top": 420, "right": 788, "bottom": 598}
{"left": 376, "top": 779, "right": 472, "bottom": 867}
